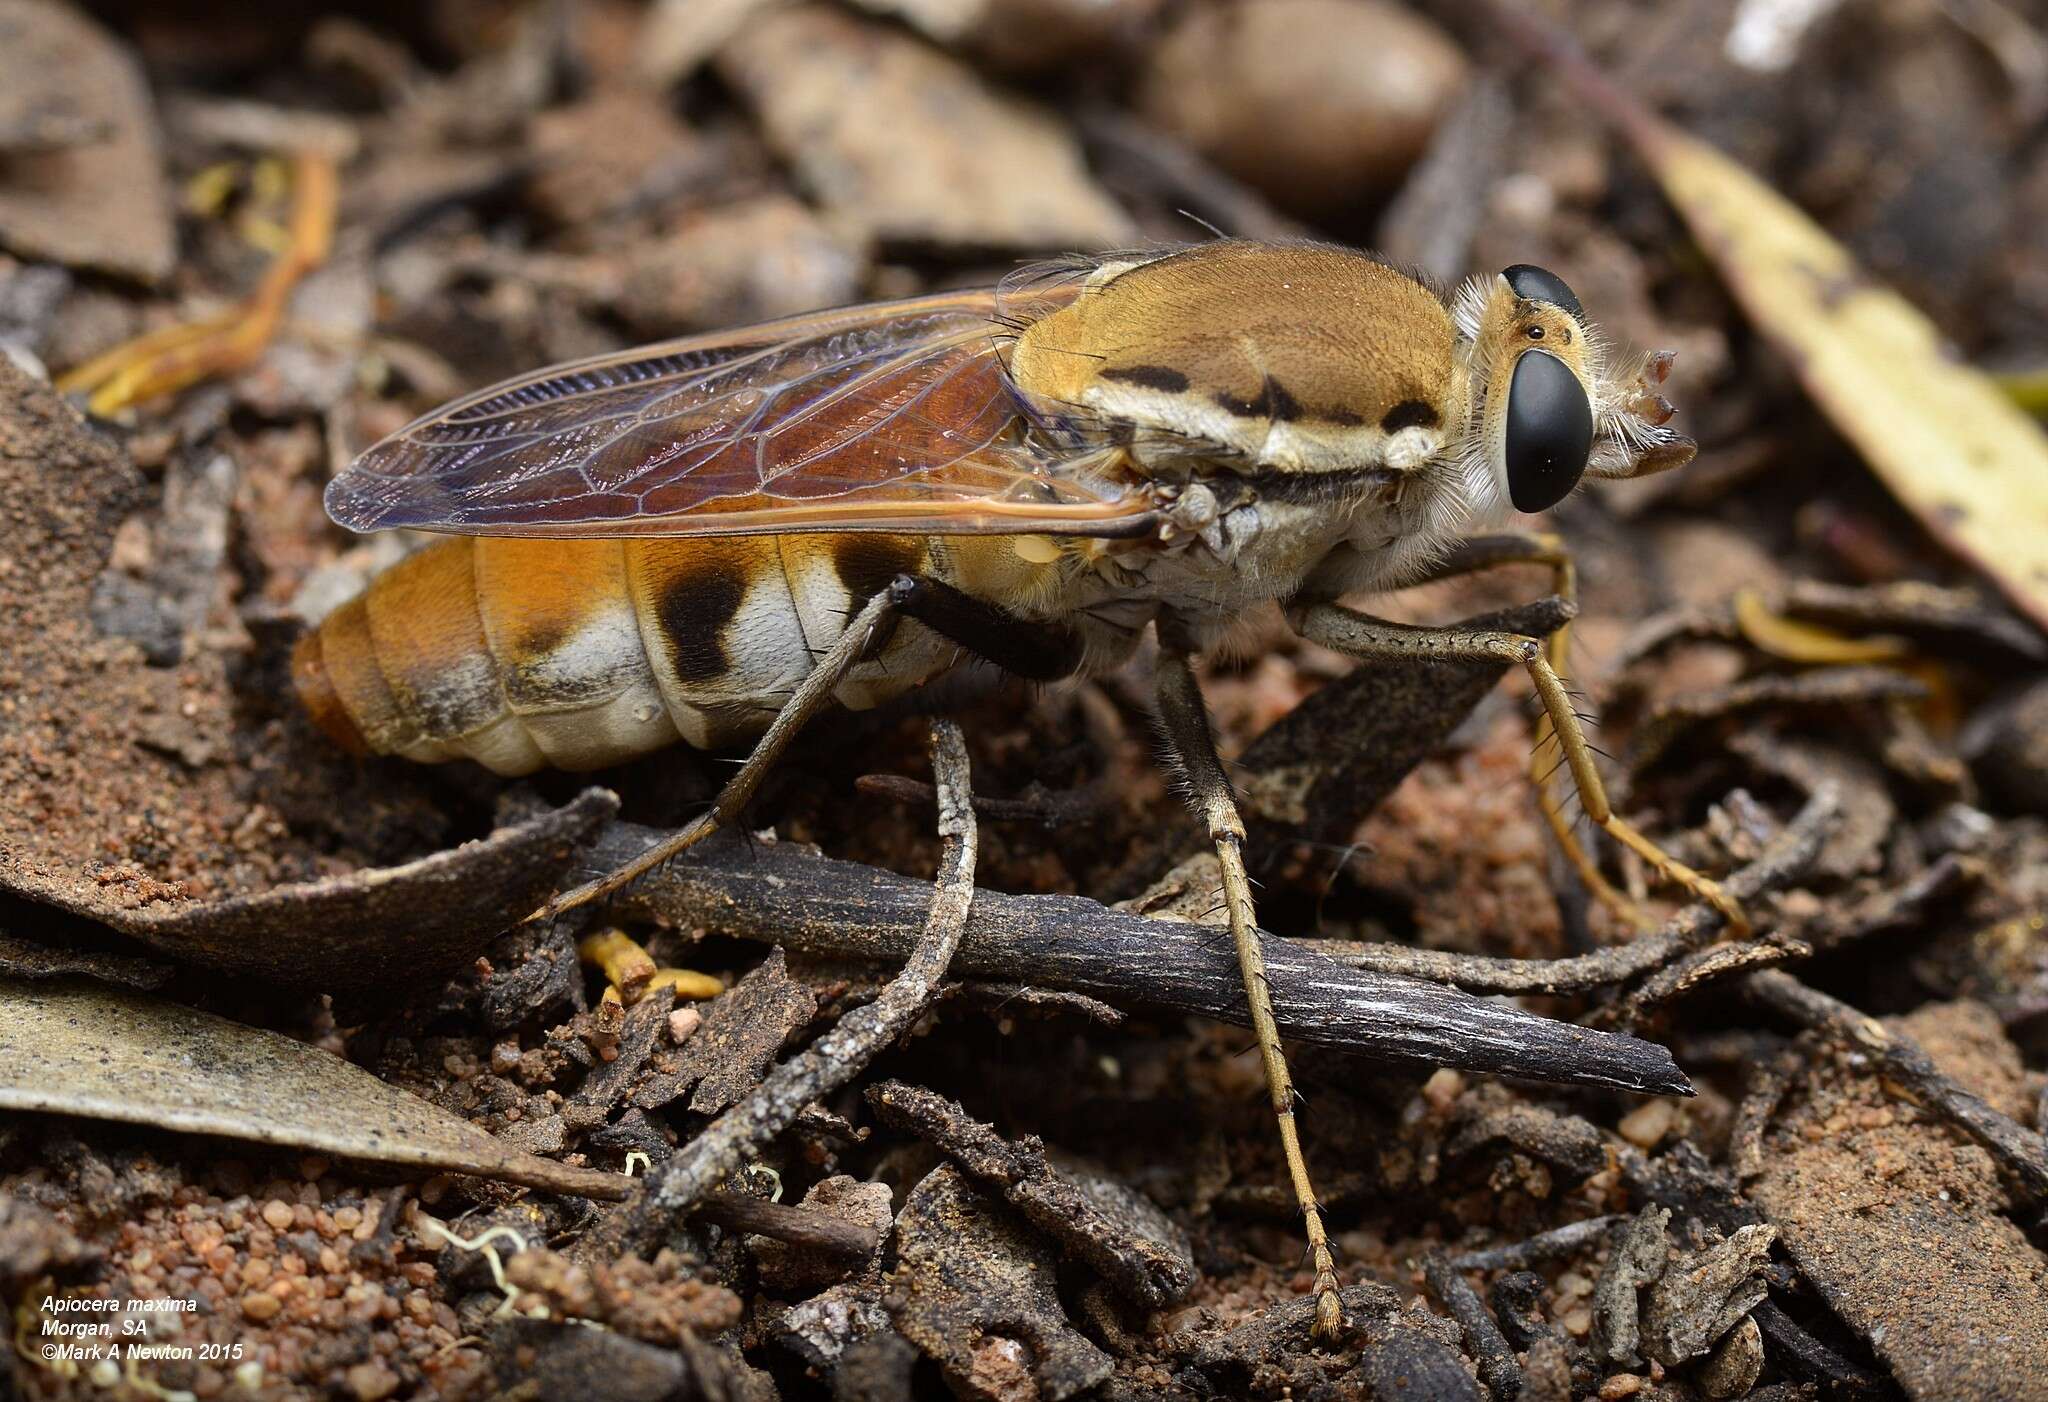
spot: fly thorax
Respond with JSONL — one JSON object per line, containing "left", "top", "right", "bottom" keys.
{"left": 1311, "top": 465, "right": 1472, "bottom": 595}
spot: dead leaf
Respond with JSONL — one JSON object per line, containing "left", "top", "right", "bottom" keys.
{"left": 0, "top": 0, "right": 174, "bottom": 281}
{"left": 717, "top": 5, "right": 1133, "bottom": 252}
{"left": 887, "top": 1164, "right": 1112, "bottom": 1401}
{"left": 0, "top": 928, "right": 169, "bottom": 990}
{"left": 1236, "top": 595, "right": 1571, "bottom": 846}
{"left": 86, "top": 788, "right": 618, "bottom": 991}
{"left": 0, "top": 976, "right": 628, "bottom": 1199}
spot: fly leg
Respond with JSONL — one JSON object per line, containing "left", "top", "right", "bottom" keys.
{"left": 1289, "top": 598, "right": 1750, "bottom": 936}
{"left": 880, "top": 573, "right": 1088, "bottom": 682}
{"left": 1390, "top": 532, "right": 1651, "bottom": 928}
{"left": 1155, "top": 649, "right": 1345, "bottom": 1343}
{"left": 539, "top": 575, "right": 1084, "bottom": 920}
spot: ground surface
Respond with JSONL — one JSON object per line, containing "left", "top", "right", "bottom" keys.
{"left": 2, "top": 1, "right": 2046, "bottom": 1399}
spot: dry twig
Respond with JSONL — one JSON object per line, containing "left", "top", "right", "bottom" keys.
{"left": 1449, "top": 1215, "right": 1623, "bottom": 1273}
{"left": 591, "top": 827, "right": 1692, "bottom": 1095}
{"left": 1422, "top": 1254, "right": 1522, "bottom": 1401}
{"left": 692, "top": 1191, "right": 879, "bottom": 1261}
{"left": 620, "top": 720, "right": 980, "bottom": 1241}
{"left": 1297, "top": 785, "right": 1841, "bottom": 995}
{"left": 1745, "top": 969, "right": 2048, "bottom": 1205}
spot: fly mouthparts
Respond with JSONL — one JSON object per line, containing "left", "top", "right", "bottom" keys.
{"left": 1628, "top": 350, "right": 1681, "bottom": 426}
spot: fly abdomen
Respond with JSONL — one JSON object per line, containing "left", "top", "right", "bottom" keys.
{"left": 294, "top": 536, "right": 657, "bottom": 775}
{"left": 291, "top": 532, "right": 949, "bottom": 776}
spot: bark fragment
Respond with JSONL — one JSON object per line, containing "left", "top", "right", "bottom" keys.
{"left": 868, "top": 1079, "right": 1196, "bottom": 1308}
{"left": 887, "top": 1164, "right": 1113, "bottom": 1402}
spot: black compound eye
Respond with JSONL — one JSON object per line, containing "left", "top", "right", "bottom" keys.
{"left": 1501, "top": 264, "right": 1583, "bottom": 320}
{"left": 1504, "top": 350, "right": 1593, "bottom": 513}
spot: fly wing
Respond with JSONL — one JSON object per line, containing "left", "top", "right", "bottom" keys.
{"left": 325, "top": 286, "right": 1154, "bottom": 539}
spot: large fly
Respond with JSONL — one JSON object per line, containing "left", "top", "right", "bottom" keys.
{"left": 298, "top": 239, "right": 1740, "bottom": 1338}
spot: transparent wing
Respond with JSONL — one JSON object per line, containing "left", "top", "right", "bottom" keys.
{"left": 325, "top": 284, "right": 1155, "bottom": 539}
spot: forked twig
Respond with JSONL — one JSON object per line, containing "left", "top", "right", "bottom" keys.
{"left": 1294, "top": 785, "right": 1840, "bottom": 995}
{"left": 622, "top": 719, "right": 979, "bottom": 1238}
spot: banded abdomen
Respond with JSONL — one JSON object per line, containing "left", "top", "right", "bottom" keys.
{"left": 292, "top": 531, "right": 984, "bottom": 776}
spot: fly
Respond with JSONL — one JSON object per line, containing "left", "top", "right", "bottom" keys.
{"left": 299, "top": 239, "right": 1742, "bottom": 1338}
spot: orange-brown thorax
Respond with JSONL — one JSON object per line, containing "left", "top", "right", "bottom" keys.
{"left": 1009, "top": 242, "right": 1457, "bottom": 475}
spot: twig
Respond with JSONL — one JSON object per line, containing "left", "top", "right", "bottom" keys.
{"left": 853, "top": 773, "right": 1111, "bottom": 828}
{"left": 943, "top": 980, "right": 1126, "bottom": 1028}
{"left": 1728, "top": 1047, "right": 1803, "bottom": 1182}
{"left": 1421, "top": 1254, "right": 1522, "bottom": 1401}
{"left": 692, "top": 1191, "right": 878, "bottom": 1261}
{"left": 627, "top": 720, "right": 979, "bottom": 1236}
{"left": 1449, "top": 1216, "right": 1622, "bottom": 1273}
{"left": 1295, "top": 785, "right": 1840, "bottom": 995}
{"left": 1745, "top": 970, "right": 2048, "bottom": 1205}
{"left": 591, "top": 836, "right": 1692, "bottom": 1097}
{"left": 1748, "top": 1299, "right": 1893, "bottom": 1399}
{"left": 1609, "top": 934, "right": 1810, "bottom": 1030}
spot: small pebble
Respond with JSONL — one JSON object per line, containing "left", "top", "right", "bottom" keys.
{"left": 241, "top": 1291, "right": 282, "bottom": 1321}
{"left": 345, "top": 1360, "right": 400, "bottom": 1401}
{"left": 670, "top": 1005, "right": 703, "bottom": 1044}
{"left": 1618, "top": 1099, "right": 1678, "bottom": 1149}
{"left": 1422, "top": 1068, "right": 1465, "bottom": 1112}
{"left": 1135, "top": 0, "right": 1465, "bottom": 216}
{"left": 1698, "top": 1315, "right": 1765, "bottom": 1397}
{"left": 1600, "top": 1375, "right": 1645, "bottom": 1399}
{"left": 261, "top": 1200, "right": 294, "bottom": 1231}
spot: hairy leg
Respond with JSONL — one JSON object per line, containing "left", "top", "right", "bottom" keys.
{"left": 1154, "top": 651, "right": 1345, "bottom": 1341}
{"left": 1291, "top": 598, "right": 1749, "bottom": 936}
{"left": 1399, "top": 532, "right": 1651, "bottom": 929}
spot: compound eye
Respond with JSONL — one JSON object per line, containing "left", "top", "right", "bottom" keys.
{"left": 1501, "top": 264, "right": 1583, "bottom": 319}
{"left": 1504, "top": 350, "right": 1593, "bottom": 513}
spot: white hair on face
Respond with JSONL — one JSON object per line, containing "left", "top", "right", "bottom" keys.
{"left": 1446, "top": 276, "right": 1519, "bottom": 529}
{"left": 1450, "top": 275, "right": 1492, "bottom": 343}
